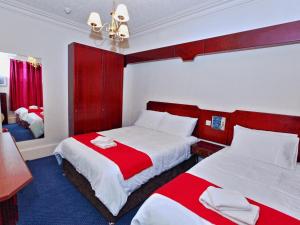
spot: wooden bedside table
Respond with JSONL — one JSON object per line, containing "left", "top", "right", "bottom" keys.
{"left": 191, "top": 141, "right": 224, "bottom": 161}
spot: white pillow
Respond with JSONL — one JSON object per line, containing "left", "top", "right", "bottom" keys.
{"left": 231, "top": 125, "right": 299, "bottom": 169}
{"left": 134, "top": 110, "right": 167, "bottom": 130}
{"left": 157, "top": 113, "right": 198, "bottom": 137}
{"left": 29, "top": 105, "right": 38, "bottom": 109}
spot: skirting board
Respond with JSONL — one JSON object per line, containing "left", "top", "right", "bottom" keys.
{"left": 20, "top": 143, "right": 58, "bottom": 160}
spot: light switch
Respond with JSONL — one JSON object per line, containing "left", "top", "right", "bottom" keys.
{"left": 205, "top": 120, "right": 211, "bottom": 126}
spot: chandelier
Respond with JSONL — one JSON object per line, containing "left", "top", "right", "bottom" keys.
{"left": 87, "top": 3, "right": 130, "bottom": 42}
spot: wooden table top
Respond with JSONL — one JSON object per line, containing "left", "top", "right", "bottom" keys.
{"left": 0, "top": 132, "right": 33, "bottom": 201}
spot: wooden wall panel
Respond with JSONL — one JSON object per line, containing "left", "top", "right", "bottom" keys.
{"left": 101, "top": 51, "right": 124, "bottom": 131}
{"left": 70, "top": 43, "right": 103, "bottom": 135}
{"left": 126, "top": 46, "right": 175, "bottom": 65}
{"left": 125, "top": 20, "right": 300, "bottom": 64}
{"left": 69, "top": 43, "right": 124, "bottom": 135}
{"left": 174, "top": 40, "right": 204, "bottom": 61}
{"left": 198, "top": 109, "right": 231, "bottom": 145}
{"left": 205, "top": 21, "right": 300, "bottom": 54}
{"left": 68, "top": 45, "right": 75, "bottom": 135}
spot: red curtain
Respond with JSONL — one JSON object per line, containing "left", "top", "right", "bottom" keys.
{"left": 9, "top": 59, "right": 43, "bottom": 111}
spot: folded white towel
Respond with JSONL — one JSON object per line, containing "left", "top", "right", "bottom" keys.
{"left": 206, "top": 186, "right": 251, "bottom": 211}
{"left": 220, "top": 205, "right": 259, "bottom": 225}
{"left": 91, "top": 136, "right": 113, "bottom": 144}
{"left": 200, "top": 187, "right": 260, "bottom": 225}
{"left": 92, "top": 141, "right": 117, "bottom": 149}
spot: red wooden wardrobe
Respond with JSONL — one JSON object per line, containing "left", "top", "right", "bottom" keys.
{"left": 68, "top": 43, "right": 124, "bottom": 135}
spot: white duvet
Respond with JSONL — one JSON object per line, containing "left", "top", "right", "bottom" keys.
{"left": 15, "top": 107, "right": 28, "bottom": 120}
{"left": 132, "top": 148, "right": 300, "bottom": 225}
{"left": 24, "top": 113, "right": 44, "bottom": 138}
{"left": 54, "top": 126, "right": 198, "bottom": 216}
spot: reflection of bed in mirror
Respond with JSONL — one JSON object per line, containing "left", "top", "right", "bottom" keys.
{"left": 0, "top": 51, "right": 44, "bottom": 142}
{"left": 15, "top": 106, "right": 44, "bottom": 138}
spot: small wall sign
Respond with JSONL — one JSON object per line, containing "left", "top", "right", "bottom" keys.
{"left": 211, "top": 116, "right": 226, "bottom": 131}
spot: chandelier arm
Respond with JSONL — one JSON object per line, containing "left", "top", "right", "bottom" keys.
{"left": 92, "top": 26, "right": 102, "bottom": 33}
{"left": 102, "top": 23, "right": 110, "bottom": 28}
{"left": 102, "top": 23, "right": 111, "bottom": 32}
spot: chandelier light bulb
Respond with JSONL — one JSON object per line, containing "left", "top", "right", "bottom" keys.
{"left": 87, "top": 12, "right": 102, "bottom": 28}
{"left": 118, "top": 24, "right": 129, "bottom": 39}
{"left": 114, "top": 4, "right": 130, "bottom": 22}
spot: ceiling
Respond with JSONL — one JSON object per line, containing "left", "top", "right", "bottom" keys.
{"left": 3, "top": 0, "right": 252, "bottom": 36}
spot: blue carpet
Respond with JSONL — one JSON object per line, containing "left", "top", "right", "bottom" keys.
{"left": 18, "top": 156, "right": 139, "bottom": 225}
{"left": 3, "top": 123, "right": 34, "bottom": 142}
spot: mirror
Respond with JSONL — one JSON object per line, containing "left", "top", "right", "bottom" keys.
{"left": 0, "top": 51, "right": 44, "bottom": 142}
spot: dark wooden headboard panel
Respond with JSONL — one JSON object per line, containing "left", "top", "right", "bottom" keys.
{"left": 147, "top": 101, "right": 300, "bottom": 162}
{"left": 199, "top": 109, "right": 231, "bottom": 145}
{"left": 229, "top": 110, "right": 300, "bottom": 162}
{"left": 147, "top": 101, "right": 200, "bottom": 137}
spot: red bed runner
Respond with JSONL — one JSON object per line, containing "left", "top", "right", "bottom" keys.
{"left": 155, "top": 173, "right": 299, "bottom": 225}
{"left": 73, "top": 132, "right": 153, "bottom": 180}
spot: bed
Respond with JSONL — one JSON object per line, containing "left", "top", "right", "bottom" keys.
{"left": 131, "top": 112, "right": 300, "bottom": 225}
{"left": 15, "top": 107, "right": 29, "bottom": 122}
{"left": 15, "top": 106, "right": 44, "bottom": 138}
{"left": 132, "top": 148, "right": 300, "bottom": 225}
{"left": 24, "top": 112, "right": 44, "bottom": 138}
{"left": 54, "top": 102, "right": 200, "bottom": 224}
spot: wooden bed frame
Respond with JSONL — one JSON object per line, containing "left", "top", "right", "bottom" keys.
{"left": 63, "top": 101, "right": 300, "bottom": 224}
{"left": 62, "top": 101, "right": 201, "bottom": 224}
{"left": 16, "top": 114, "right": 30, "bottom": 129}
{"left": 62, "top": 156, "right": 196, "bottom": 224}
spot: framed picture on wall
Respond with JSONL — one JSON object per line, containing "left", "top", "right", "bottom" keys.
{"left": 211, "top": 116, "right": 226, "bottom": 131}
{"left": 0, "top": 76, "right": 7, "bottom": 87}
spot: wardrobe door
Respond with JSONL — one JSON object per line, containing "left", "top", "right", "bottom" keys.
{"left": 70, "top": 44, "right": 103, "bottom": 135}
{"left": 100, "top": 51, "right": 124, "bottom": 131}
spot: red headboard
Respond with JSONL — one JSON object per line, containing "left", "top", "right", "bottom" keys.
{"left": 229, "top": 110, "right": 300, "bottom": 162}
{"left": 147, "top": 101, "right": 200, "bottom": 137}
{"left": 146, "top": 101, "right": 300, "bottom": 162}
{"left": 198, "top": 109, "right": 231, "bottom": 145}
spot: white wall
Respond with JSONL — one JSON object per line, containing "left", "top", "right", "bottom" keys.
{"left": 123, "top": 0, "right": 300, "bottom": 125}
{"left": 0, "top": 6, "right": 114, "bottom": 159}
{"left": 123, "top": 44, "right": 300, "bottom": 125}
{"left": 126, "top": 0, "right": 300, "bottom": 53}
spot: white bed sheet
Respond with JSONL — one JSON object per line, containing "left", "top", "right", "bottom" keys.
{"left": 131, "top": 148, "right": 300, "bottom": 225}
{"left": 25, "top": 113, "right": 44, "bottom": 138}
{"left": 54, "top": 126, "right": 198, "bottom": 216}
{"left": 15, "top": 107, "right": 28, "bottom": 120}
